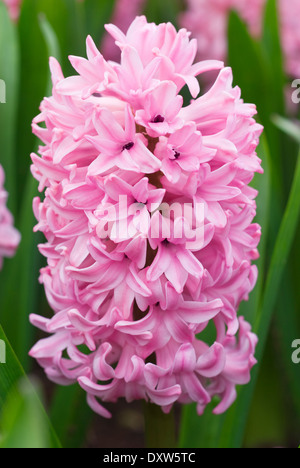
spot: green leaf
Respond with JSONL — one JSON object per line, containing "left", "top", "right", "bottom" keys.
{"left": 273, "top": 273, "right": 300, "bottom": 423}
{"left": 227, "top": 9, "right": 283, "bottom": 206}
{"left": 272, "top": 115, "right": 300, "bottom": 144}
{"left": 254, "top": 148, "right": 300, "bottom": 334}
{"left": 38, "top": 13, "right": 61, "bottom": 64}
{"left": 239, "top": 136, "right": 271, "bottom": 323}
{"left": 144, "top": 403, "right": 176, "bottom": 448}
{"left": 261, "top": 0, "right": 297, "bottom": 215}
{"left": 16, "top": 0, "right": 49, "bottom": 203}
{"left": 0, "top": 378, "right": 51, "bottom": 448}
{"left": 179, "top": 401, "right": 225, "bottom": 449}
{"left": 50, "top": 385, "right": 94, "bottom": 448}
{"left": 32, "top": 0, "right": 84, "bottom": 75}
{"left": 27, "top": 0, "right": 115, "bottom": 76}
{"left": 145, "top": 0, "right": 181, "bottom": 26}
{"left": 0, "top": 325, "right": 61, "bottom": 448}
{"left": 227, "top": 11, "right": 268, "bottom": 116}
{"left": 262, "top": 0, "right": 285, "bottom": 115}
{"left": 0, "top": 2, "right": 19, "bottom": 213}
{"left": 243, "top": 339, "right": 288, "bottom": 447}
{"left": 84, "top": 0, "right": 116, "bottom": 45}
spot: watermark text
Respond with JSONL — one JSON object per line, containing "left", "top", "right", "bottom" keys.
{"left": 291, "top": 79, "right": 300, "bottom": 104}
{"left": 0, "top": 79, "right": 6, "bottom": 103}
{"left": 291, "top": 339, "right": 300, "bottom": 364}
{"left": 0, "top": 339, "right": 6, "bottom": 364}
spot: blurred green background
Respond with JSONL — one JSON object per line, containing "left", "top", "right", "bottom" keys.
{"left": 0, "top": 0, "right": 300, "bottom": 448}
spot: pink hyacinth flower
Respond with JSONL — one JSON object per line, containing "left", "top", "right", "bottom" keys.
{"left": 29, "top": 16, "right": 262, "bottom": 418}
{"left": 0, "top": 165, "right": 20, "bottom": 268}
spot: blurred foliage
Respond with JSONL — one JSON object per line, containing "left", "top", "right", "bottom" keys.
{"left": 0, "top": 326, "right": 60, "bottom": 447}
{"left": 0, "top": 0, "right": 299, "bottom": 448}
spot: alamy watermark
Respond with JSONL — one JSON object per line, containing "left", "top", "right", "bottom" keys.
{"left": 0, "top": 79, "right": 6, "bottom": 103}
{"left": 96, "top": 197, "right": 205, "bottom": 249}
{"left": 291, "top": 339, "right": 300, "bottom": 364}
{"left": 291, "top": 79, "right": 300, "bottom": 104}
{"left": 0, "top": 339, "right": 6, "bottom": 364}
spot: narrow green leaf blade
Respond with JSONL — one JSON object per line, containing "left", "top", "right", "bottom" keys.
{"left": 0, "top": 325, "right": 61, "bottom": 448}
{"left": 145, "top": 0, "right": 181, "bottom": 26}
{"left": 227, "top": 9, "right": 283, "bottom": 208}
{"left": 84, "top": 0, "right": 116, "bottom": 45}
{"left": 0, "top": 2, "right": 19, "bottom": 213}
{"left": 16, "top": 0, "right": 49, "bottom": 200}
{"left": 227, "top": 10, "right": 268, "bottom": 114}
{"left": 238, "top": 136, "right": 271, "bottom": 323}
{"left": 255, "top": 148, "right": 300, "bottom": 332}
{"left": 50, "top": 385, "right": 93, "bottom": 448}
{"left": 0, "top": 378, "right": 51, "bottom": 448}
{"left": 262, "top": 0, "right": 285, "bottom": 115}
{"left": 272, "top": 115, "right": 300, "bottom": 144}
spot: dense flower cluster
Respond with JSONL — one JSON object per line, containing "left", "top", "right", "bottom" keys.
{"left": 0, "top": 165, "right": 20, "bottom": 269}
{"left": 3, "top": 0, "right": 22, "bottom": 21}
{"left": 29, "top": 17, "right": 262, "bottom": 418}
{"left": 180, "top": 0, "right": 300, "bottom": 78}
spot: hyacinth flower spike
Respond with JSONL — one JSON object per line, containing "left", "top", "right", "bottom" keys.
{"left": 29, "top": 17, "right": 263, "bottom": 445}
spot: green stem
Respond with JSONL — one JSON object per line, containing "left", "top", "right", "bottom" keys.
{"left": 144, "top": 402, "right": 177, "bottom": 448}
